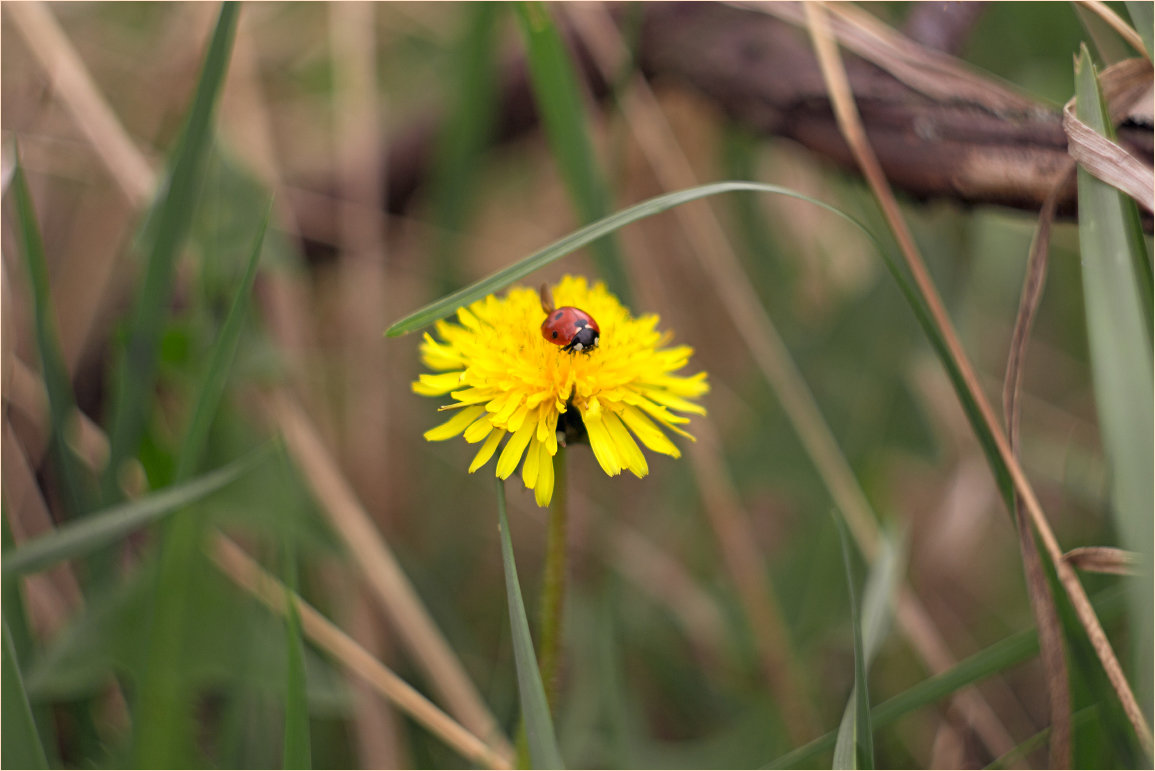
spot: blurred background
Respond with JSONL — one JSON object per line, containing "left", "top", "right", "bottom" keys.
{"left": 2, "top": 2, "right": 1150, "bottom": 768}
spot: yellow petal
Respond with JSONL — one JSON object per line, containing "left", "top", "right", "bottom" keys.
{"left": 450, "top": 387, "right": 495, "bottom": 405}
{"left": 604, "top": 409, "right": 648, "bottom": 478}
{"left": 456, "top": 305, "right": 480, "bottom": 331}
{"left": 469, "top": 427, "right": 505, "bottom": 473}
{"left": 534, "top": 441, "right": 554, "bottom": 507}
{"left": 424, "top": 405, "right": 485, "bottom": 441}
{"left": 506, "top": 402, "right": 530, "bottom": 432}
{"left": 413, "top": 372, "right": 465, "bottom": 396}
{"left": 634, "top": 399, "right": 695, "bottom": 438}
{"left": 619, "top": 404, "right": 680, "bottom": 458}
{"left": 492, "top": 393, "right": 522, "bottom": 426}
{"left": 496, "top": 417, "right": 536, "bottom": 479}
{"left": 522, "top": 437, "right": 541, "bottom": 489}
{"left": 640, "top": 386, "right": 707, "bottom": 416}
{"left": 582, "top": 408, "right": 622, "bottom": 477}
{"left": 463, "top": 415, "right": 495, "bottom": 444}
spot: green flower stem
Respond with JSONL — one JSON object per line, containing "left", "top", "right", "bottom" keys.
{"left": 538, "top": 445, "right": 568, "bottom": 713}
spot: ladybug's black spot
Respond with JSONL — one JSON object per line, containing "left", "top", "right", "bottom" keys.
{"left": 551, "top": 330, "right": 559, "bottom": 339}
{"left": 573, "top": 318, "right": 588, "bottom": 328}
{"left": 553, "top": 311, "right": 563, "bottom": 321}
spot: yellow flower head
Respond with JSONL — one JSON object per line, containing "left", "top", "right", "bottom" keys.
{"left": 413, "top": 275, "right": 708, "bottom": 507}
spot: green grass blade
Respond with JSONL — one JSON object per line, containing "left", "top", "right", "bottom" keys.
{"left": 101, "top": 1, "right": 240, "bottom": 503}
{"left": 1125, "top": 2, "right": 1154, "bottom": 58}
{"left": 984, "top": 707, "right": 1099, "bottom": 770}
{"left": 833, "top": 528, "right": 904, "bottom": 765}
{"left": 133, "top": 208, "right": 271, "bottom": 767}
{"left": 2, "top": 448, "right": 269, "bottom": 577}
{"left": 281, "top": 529, "right": 311, "bottom": 769}
{"left": 11, "top": 152, "right": 91, "bottom": 516}
{"left": 1, "top": 620, "right": 48, "bottom": 769}
{"left": 174, "top": 201, "right": 270, "bottom": 482}
{"left": 768, "top": 585, "right": 1127, "bottom": 768}
{"left": 387, "top": 182, "right": 874, "bottom": 336}
{"left": 496, "top": 479, "right": 565, "bottom": 769}
{"left": 1074, "top": 44, "right": 1154, "bottom": 716}
{"left": 832, "top": 515, "right": 874, "bottom": 770}
{"left": 428, "top": 2, "right": 503, "bottom": 294}
{"left": 512, "top": 1, "right": 631, "bottom": 297}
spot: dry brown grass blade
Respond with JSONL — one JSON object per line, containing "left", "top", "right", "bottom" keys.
{"left": 568, "top": 4, "right": 1022, "bottom": 758}
{"left": 342, "top": 588, "right": 407, "bottom": 769}
{"left": 804, "top": 2, "right": 1154, "bottom": 755}
{"left": 329, "top": 2, "right": 392, "bottom": 517}
{"left": 1064, "top": 546, "right": 1140, "bottom": 576}
{"left": 264, "top": 389, "right": 513, "bottom": 760}
{"left": 1076, "top": 0, "right": 1152, "bottom": 60}
{"left": 209, "top": 534, "right": 513, "bottom": 770}
{"left": 2, "top": 420, "right": 85, "bottom": 635}
{"left": 8, "top": 359, "right": 109, "bottom": 471}
{"left": 752, "top": 0, "right": 1039, "bottom": 113}
{"left": 1003, "top": 166, "right": 1077, "bottom": 770}
{"left": 5, "top": 1, "right": 154, "bottom": 206}
{"left": 224, "top": 18, "right": 327, "bottom": 421}
{"left": 1063, "top": 96, "right": 1155, "bottom": 212}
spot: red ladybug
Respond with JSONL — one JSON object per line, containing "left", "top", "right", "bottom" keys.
{"left": 540, "top": 284, "right": 600, "bottom": 354}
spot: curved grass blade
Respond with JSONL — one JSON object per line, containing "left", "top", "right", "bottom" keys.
{"left": 11, "top": 151, "right": 91, "bottom": 516}
{"left": 831, "top": 515, "right": 874, "bottom": 769}
{"left": 101, "top": 0, "right": 239, "bottom": 503}
{"left": 1, "top": 447, "right": 270, "bottom": 577}
{"left": 1074, "top": 44, "right": 1154, "bottom": 718}
{"left": 387, "top": 182, "right": 884, "bottom": 336}
{"left": 1, "top": 620, "right": 48, "bottom": 769}
{"left": 496, "top": 480, "right": 564, "bottom": 769}
{"left": 514, "top": 1, "right": 630, "bottom": 297}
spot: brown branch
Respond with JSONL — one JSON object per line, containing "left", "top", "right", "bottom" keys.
{"left": 637, "top": 2, "right": 1151, "bottom": 221}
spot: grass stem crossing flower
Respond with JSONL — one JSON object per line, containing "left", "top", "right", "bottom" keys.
{"left": 413, "top": 276, "right": 708, "bottom": 506}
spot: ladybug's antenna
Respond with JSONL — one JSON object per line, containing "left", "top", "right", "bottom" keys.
{"left": 539, "top": 283, "right": 555, "bottom": 314}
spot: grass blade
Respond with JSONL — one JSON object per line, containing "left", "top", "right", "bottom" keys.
{"left": 387, "top": 182, "right": 881, "bottom": 337}
{"left": 1, "top": 620, "right": 48, "bottom": 769}
{"left": 770, "top": 585, "right": 1127, "bottom": 768}
{"left": 496, "top": 480, "right": 564, "bottom": 769}
{"left": 513, "top": 1, "right": 630, "bottom": 297}
{"left": 831, "top": 515, "right": 874, "bottom": 770}
{"left": 134, "top": 210, "right": 272, "bottom": 767}
{"left": 1, "top": 448, "right": 269, "bottom": 577}
{"left": 175, "top": 200, "right": 270, "bottom": 482}
{"left": 11, "top": 151, "right": 91, "bottom": 516}
{"left": 984, "top": 707, "right": 1099, "bottom": 770}
{"left": 1074, "top": 43, "right": 1154, "bottom": 717}
{"left": 101, "top": 1, "right": 239, "bottom": 503}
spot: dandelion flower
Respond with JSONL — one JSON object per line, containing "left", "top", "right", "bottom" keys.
{"left": 413, "top": 275, "right": 709, "bottom": 507}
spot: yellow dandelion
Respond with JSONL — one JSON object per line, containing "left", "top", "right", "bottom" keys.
{"left": 413, "top": 275, "right": 709, "bottom": 507}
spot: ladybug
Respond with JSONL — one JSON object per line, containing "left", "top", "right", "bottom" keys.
{"left": 540, "top": 284, "right": 600, "bottom": 354}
